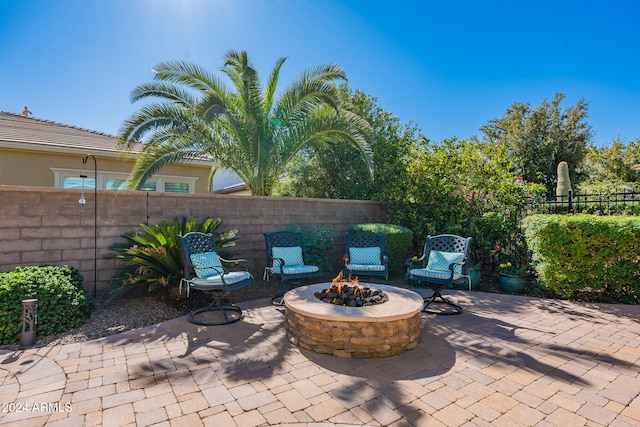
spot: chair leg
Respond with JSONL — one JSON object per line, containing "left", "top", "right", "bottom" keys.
{"left": 422, "top": 289, "right": 462, "bottom": 315}
{"left": 271, "top": 292, "right": 285, "bottom": 306}
{"left": 271, "top": 278, "right": 297, "bottom": 307}
{"left": 188, "top": 297, "right": 243, "bottom": 326}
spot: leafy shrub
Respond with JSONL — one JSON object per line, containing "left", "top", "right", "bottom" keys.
{"left": 107, "top": 217, "right": 237, "bottom": 300}
{"left": 523, "top": 214, "right": 640, "bottom": 303}
{"left": 285, "top": 224, "right": 336, "bottom": 273}
{"left": 351, "top": 223, "right": 413, "bottom": 275}
{"left": 0, "top": 265, "right": 90, "bottom": 345}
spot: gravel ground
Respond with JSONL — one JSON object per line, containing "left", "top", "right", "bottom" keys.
{"left": 0, "top": 271, "right": 510, "bottom": 351}
{"left": 0, "top": 279, "right": 283, "bottom": 351}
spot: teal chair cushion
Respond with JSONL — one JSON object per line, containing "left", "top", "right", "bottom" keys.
{"left": 349, "top": 247, "right": 381, "bottom": 265}
{"left": 272, "top": 246, "right": 304, "bottom": 267}
{"left": 190, "top": 251, "right": 224, "bottom": 278}
{"left": 192, "top": 271, "right": 254, "bottom": 287}
{"left": 410, "top": 268, "right": 462, "bottom": 281}
{"left": 346, "top": 264, "right": 386, "bottom": 272}
{"left": 273, "top": 265, "right": 321, "bottom": 275}
{"left": 426, "top": 250, "right": 464, "bottom": 275}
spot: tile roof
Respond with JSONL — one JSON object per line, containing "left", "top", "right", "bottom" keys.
{"left": 0, "top": 110, "right": 139, "bottom": 153}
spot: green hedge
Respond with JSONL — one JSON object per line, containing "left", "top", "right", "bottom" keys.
{"left": 523, "top": 214, "right": 640, "bottom": 303}
{"left": 0, "top": 265, "right": 91, "bottom": 345}
{"left": 351, "top": 223, "right": 413, "bottom": 275}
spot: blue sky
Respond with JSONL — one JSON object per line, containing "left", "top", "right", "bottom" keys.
{"left": 1, "top": 0, "right": 639, "bottom": 146}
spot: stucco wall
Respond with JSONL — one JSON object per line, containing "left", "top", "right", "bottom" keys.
{"left": 0, "top": 185, "right": 387, "bottom": 295}
{"left": 0, "top": 148, "right": 215, "bottom": 193}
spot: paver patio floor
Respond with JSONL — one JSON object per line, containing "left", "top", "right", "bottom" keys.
{"left": 1, "top": 289, "right": 639, "bottom": 426}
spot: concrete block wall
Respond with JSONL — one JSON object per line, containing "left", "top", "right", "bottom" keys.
{"left": 0, "top": 185, "right": 387, "bottom": 295}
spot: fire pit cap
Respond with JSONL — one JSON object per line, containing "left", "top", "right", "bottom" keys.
{"left": 284, "top": 283, "right": 423, "bottom": 322}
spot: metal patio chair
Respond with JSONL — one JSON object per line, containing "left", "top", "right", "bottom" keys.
{"left": 405, "top": 234, "right": 472, "bottom": 315}
{"left": 343, "top": 231, "right": 389, "bottom": 280}
{"left": 264, "top": 231, "right": 323, "bottom": 306}
{"left": 179, "top": 232, "right": 255, "bottom": 325}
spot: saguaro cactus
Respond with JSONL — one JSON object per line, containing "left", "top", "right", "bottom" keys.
{"left": 556, "top": 161, "right": 571, "bottom": 197}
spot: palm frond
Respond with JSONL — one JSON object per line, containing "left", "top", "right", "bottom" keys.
{"left": 152, "top": 60, "right": 227, "bottom": 94}
{"left": 129, "top": 82, "right": 198, "bottom": 106}
{"left": 117, "top": 104, "right": 196, "bottom": 148}
{"left": 127, "top": 137, "right": 209, "bottom": 190}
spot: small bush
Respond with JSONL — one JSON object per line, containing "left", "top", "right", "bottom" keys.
{"left": 351, "top": 223, "right": 413, "bottom": 275}
{"left": 0, "top": 265, "right": 90, "bottom": 345}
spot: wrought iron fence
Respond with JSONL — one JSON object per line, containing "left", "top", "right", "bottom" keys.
{"left": 535, "top": 190, "right": 640, "bottom": 215}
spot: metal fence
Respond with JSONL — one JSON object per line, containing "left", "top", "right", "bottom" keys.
{"left": 536, "top": 190, "right": 640, "bottom": 215}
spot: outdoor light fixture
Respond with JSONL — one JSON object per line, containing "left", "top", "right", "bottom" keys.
{"left": 80, "top": 154, "right": 98, "bottom": 298}
{"left": 79, "top": 174, "right": 86, "bottom": 205}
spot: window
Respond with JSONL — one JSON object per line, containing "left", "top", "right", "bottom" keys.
{"left": 105, "top": 178, "right": 127, "bottom": 190}
{"left": 165, "top": 182, "right": 190, "bottom": 193}
{"left": 63, "top": 176, "right": 95, "bottom": 189}
{"left": 141, "top": 181, "right": 157, "bottom": 192}
{"left": 52, "top": 168, "right": 197, "bottom": 193}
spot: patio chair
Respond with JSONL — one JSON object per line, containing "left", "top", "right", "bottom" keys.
{"left": 405, "top": 234, "right": 472, "bottom": 315}
{"left": 264, "top": 231, "right": 323, "bottom": 305}
{"left": 179, "top": 232, "right": 255, "bottom": 325}
{"left": 343, "top": 231, "right": 389, "bottom": 280}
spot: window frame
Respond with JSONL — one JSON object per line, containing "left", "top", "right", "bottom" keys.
{"left": 51, "top": 168, "right": 197, "bottom": 193}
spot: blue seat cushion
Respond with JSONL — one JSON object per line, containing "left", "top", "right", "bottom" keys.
{"left": 349, "top": 247, "right": 381, "bottom": 265}
{"left": 272, "top": 265, "right": 320, "bottom": 275}
{"left": 410, "top": 268, "right": 462, "bottom": 281}
{"left": 346, "top": 264, "right": 386, "bottom": 272}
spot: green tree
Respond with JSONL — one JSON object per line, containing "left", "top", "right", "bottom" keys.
{"left": 480, "top": 92, "right": 592, "bottom": 194}
{"left": 274, "top": 85, "right": 419, "bottom": 200}
{"left": 578, "top": 137, "right": 640, "bottom": 192}
{"left": 117, "top": 50, "right": 373, "bottom": 196}
{"left": 386, "top": 138, "right": 546, "bottom": 261}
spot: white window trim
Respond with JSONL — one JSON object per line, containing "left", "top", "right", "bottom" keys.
{"left": 51, "top": 168, "right": 197, "bottom": 193}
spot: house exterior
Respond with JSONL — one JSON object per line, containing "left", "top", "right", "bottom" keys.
{"left": 0, "top": 110, "right": 246, "bottom": 194}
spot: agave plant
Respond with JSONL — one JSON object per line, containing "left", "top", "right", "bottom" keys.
{"left": 107, "top": 217, "right": 237, "bottom": 300}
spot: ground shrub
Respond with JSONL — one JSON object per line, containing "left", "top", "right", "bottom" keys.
{"left": 0, "top": 265, "right": 90, "bottom": 345}
{"left": 524, "top": 214, "right": 640, "bottom": 303}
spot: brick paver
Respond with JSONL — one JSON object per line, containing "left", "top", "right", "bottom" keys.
{"left": 1, "top": 292, "right": 640, "bottom": 426}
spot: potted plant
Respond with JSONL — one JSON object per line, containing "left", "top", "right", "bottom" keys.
{"left": 465, "top": 259, "right": 483, "bottom": 290}
{"left": 498, "top": 261, "right": 526, "bottom": 293}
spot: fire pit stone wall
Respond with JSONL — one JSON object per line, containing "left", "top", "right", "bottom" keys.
{"left": 284, "top": 283, "right": 424, "bottom": 358}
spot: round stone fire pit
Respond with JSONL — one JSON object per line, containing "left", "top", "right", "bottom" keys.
{"left": 284, "top": 283, "right": 424, "bottom": 358}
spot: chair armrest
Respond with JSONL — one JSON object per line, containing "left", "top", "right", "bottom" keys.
{"left": 448, "top": 261, "right": 466, "bottom": 272}
{"left": 218, "top": 256, "right": 255, "bottom": 271}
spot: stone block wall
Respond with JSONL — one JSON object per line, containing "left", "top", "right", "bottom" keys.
{"left": 0, "top": 185, "right": 386, "bottom": 295}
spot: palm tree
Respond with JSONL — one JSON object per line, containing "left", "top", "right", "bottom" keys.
{"left": 117, "top": 50, "right": 373, "bottom": 196}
